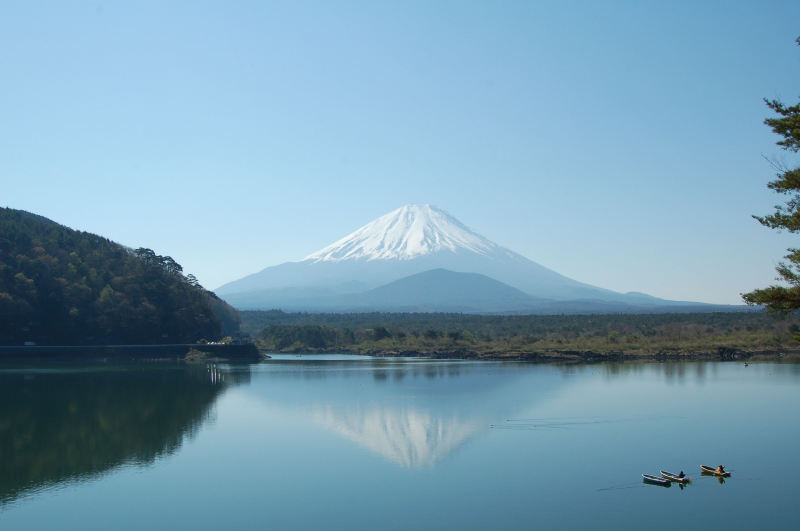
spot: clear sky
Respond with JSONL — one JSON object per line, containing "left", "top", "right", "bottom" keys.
{"left": 2, "top": 0, "right": 799, "bottom": 304}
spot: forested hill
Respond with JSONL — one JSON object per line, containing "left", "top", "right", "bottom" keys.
{"left": 0, "top": 208, "right": 240, "bottom": 345}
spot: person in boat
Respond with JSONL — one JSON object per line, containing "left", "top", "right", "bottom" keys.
{"left": 716, "top": 465, "right": 725, "bottom": 474}
{"left": 678, "top": 470, "right": 685, "bottom": 478}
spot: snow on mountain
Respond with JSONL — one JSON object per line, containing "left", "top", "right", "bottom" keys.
{"left": 304, "top": 204, "right": 501, "bottom": 262}
{"left": 215, "top": 203, "right": 690, "bottom": 311}
{"left": 216, "top": 203, "right": 604, "bottom": 302}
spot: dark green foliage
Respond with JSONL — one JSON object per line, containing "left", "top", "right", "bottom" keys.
{"left": 424, "top": 329, "right": 441, "bottom": 340}
{"left": 0, "top": 208, "right": 240, "bottom": 345}
{"left": 743, "top": 37, "right": 800, "bottom": 316}
{"left": 372, "top": 326, "right": 392, "bottom": 340}
{"left": 259, "top": 325, "right": 348, "bottom": 350}
{"left": 447, "top": 330, "right": 463, "bottom": 341}
{"left": 243, "top": 310, "right": 764, "bottom": 340}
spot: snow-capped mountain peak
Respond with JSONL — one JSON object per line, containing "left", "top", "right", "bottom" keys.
{"left": 216, "top": 203, "right": 675, "bottom": 308}
{"left": 304, "top": 204, "right": 500, "bottom": 262}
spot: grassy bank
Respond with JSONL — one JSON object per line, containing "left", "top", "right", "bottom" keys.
{"left": 243, "top": 310, "right": 800, "bottom": 361}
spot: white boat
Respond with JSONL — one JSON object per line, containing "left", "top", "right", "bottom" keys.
{"left": 642, "top": 474, "right": 671, "bottom": 487}
{"left": 660, "top": 470, "right": 690, "bottom": 483}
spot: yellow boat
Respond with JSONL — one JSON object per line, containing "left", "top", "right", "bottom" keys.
{"left": 700, "top": 465, "right": 730, "bottom": 477}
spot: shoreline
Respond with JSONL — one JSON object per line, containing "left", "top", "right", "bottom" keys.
{"left": 2, "top": 344, "right": 797, "bottom": 364}
{"left": 0, "top": 343, "right": 265, "bottom": 362}
{"left": 262, "top": 346, "right": 800, "bottom": 362}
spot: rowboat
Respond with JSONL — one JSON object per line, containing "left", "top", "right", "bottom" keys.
{"left": 700, "top": 465, "right": 731, "bottom": 477}
{"left": 642, "top": 474, "right": 671, "bottom": 487}
{"left": 660, "top": 470, "right": 690, "bottom": 483}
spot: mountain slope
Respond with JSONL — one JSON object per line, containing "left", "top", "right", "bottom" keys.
{"left": 216, "top": 204, "right": 693, "bottom": 312}
{"left": 217, "top": 205, "right": 607, "bottom": 301}
{"left": 222, "top": 268, "right": 724, "bottom": 313}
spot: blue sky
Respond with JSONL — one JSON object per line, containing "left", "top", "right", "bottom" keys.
{"left": 2, "top": 0, "right": 799, "bottom": 304}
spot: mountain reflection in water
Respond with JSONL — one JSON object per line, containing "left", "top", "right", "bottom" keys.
{"left": 0, "top": 364, "right": 247, "bottom": 505}
{"left": 255, "top": 358, "right": 570, "bottom": 468}
{"left": 312, "top": 405, "right": 480, "bottom": 467}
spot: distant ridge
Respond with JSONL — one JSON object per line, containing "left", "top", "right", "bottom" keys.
{"left": 336, "top": 269, "right": 542, "bottom": 313}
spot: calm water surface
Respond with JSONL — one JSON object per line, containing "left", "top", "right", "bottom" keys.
{"left": 1, "top": 356, "right": 799, "bottom": 530}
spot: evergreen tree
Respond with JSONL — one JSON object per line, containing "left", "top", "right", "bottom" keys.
{"left": 743, "top": 37, "right": 800, "bottom": 314}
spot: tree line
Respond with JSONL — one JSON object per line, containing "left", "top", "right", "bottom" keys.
{"left": 246, "top": 310, "right": 798, "bottom": 355}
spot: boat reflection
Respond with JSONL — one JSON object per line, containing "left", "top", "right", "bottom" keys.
{"left": 701, "top": 471, "right": 728, "bottom": 484}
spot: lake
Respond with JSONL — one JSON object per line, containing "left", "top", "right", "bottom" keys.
{"left": 1, "top": 356, "right": 798, "bottom": 530}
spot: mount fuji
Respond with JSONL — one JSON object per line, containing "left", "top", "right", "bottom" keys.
{"left": 215, "top": 204, "right": 703, "bottom": 313}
